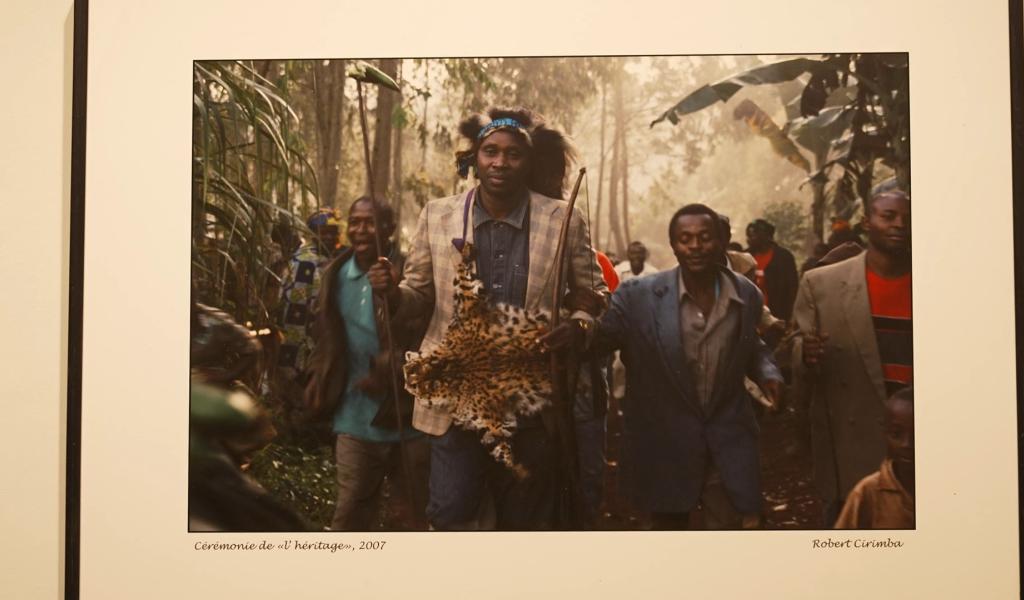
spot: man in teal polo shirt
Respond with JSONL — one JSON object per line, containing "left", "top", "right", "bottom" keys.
{"left": 305, "top": 197, "right": 429, "bottom": 530}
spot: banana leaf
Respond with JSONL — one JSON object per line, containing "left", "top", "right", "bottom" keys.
{"left": 651, "top": 57, "right": 832, "bottom": 127}
{"left": 732, "top": 99, "right": 810, "bottom": 172}
{"left": 802, "top": 132, "right": 857, "bottom": 183}
{"left": 784, "top": 106, "right": 855, "bottom": 157}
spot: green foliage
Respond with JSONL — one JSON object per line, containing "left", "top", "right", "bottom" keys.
{"left": 653, "top": 53, "right": 910, "bottom": 192}
{"left": 193, "top": 60, "right": 318, "bottom": 326}
{"left": 248, "top": 442, "right": 336, "bottom": 531}
{"left": 191, "top": 58, "right": 833, "bottom": 530}
{"left": 762, "top": 199, "right": 811, "bottom": 260}
{"left": 404, "top": 170, "right": 448, "bottom": 210}
{"left": 653, "top": 53, "right": 909, "bottom": 247}
{"left": 392, "top": 103, "right": 410, "bottom": 129}
{"left": 644, "top": 56, "right": 759, "bottom": 174}
{"left": 485, "top": 57, "right": 599, "bottom": 129}
{"left": 441, "top": 57, "right": 600, "bottom": 131}
{"left": 441, "top": 58, "right": 496, "bottom": 113}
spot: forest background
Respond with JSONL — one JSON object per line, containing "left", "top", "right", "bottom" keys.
{"left": 191, "top": 54, "right": 909, "bottom": 528}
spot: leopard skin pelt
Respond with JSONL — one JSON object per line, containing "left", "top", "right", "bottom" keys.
{"left": 402, "top": 243, "right": 553, "bottom": 478}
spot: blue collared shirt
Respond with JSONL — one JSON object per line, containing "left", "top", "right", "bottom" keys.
{"left": 332, "top": 257, "right": 415, "bottom": 442}
{"left": 472, "top": 195, "right": 530, "bottom": 308}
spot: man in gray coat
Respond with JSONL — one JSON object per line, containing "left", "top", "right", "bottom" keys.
{"left": 595, "top": 203, "right": 782, "bottom": 529}
{"left": 792, "top": 187, "right": 912, "bottom": 525}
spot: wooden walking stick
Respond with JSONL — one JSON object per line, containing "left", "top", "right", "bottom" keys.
{"left": 809, "top": 315, "right": 843, "bottom": 523}
{"left": 347, "top": 61, "right": 421, "bottom": 522}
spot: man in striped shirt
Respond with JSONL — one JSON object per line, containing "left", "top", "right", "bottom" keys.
{"left": 792, "top": 185, "right": 911, "bottom": 525}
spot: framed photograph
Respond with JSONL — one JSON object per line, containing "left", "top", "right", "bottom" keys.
{"left": 64, "top": 0, "right": 1020, "bottom": 597}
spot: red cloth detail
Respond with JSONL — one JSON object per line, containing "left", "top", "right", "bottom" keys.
{"left": 596, "top": 251, "right": 619, "bottom": 292}
{"left": 883, "top": 364, "right": 914, "bottom": 385}
{"left": 752, "top": 247, "right": 774, "bottom": 304}
{"left": 867, "top": 266, "right": 913, "bottom": 387}
{"left": 753, "top": 247, "right": 774, "bottom": 272}
{"left": 866, "top": 268, "right": 912, "bottom": 318}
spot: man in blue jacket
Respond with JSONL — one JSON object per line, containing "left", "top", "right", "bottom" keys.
{"left": 595, "top": 203, "right": 782, "bottom": 529}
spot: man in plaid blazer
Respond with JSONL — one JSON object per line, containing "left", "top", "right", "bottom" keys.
{"left": 369, "top": 107, "right": 607, "bottom": 529}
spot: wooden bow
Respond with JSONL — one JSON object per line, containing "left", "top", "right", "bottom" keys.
{"left": 549, "top": 167, "right": 587, "bottom": 530}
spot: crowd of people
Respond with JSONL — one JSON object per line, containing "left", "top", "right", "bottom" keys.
{"left": 193, "top": 105, "right": 913, "bottom": 532}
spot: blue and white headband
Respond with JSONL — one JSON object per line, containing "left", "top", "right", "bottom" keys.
{"left": 457, "top": 117, "right": 532, "bottom": 177}
{"left": 477, "top": 117, "right": 530, "bottom": 141}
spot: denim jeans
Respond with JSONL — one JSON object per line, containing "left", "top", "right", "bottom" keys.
{"left": 426, "top": 423, "right": 556, "bottom": 530}
{"left": 574, "top": 416, "right": 606, "bottom": 524}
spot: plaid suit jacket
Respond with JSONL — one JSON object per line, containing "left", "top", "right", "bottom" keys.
{"left": 396, "top": 187, "right": 607, "bottom": 435}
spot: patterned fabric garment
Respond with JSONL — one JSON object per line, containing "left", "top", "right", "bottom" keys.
{"left": 865, "top": 268, "right": 913, "bottom": 395}
{"left": 278, "top": 243, "right": 329, "bottom": 372}
{"left": 402, "top": 243, "right": 555, "bottom": 478}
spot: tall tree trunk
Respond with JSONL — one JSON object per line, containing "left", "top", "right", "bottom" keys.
{"left": 607, "top": 66, "right": 627, "bottom": 255}
{"left": 809, "top": 148, "right": 828, "bottom": 245}
{"left": 894, "top": 163, "right": 910, "bottom": 194}
{"left": 371, "top": 59, "right": 399, "bottom": 196}
{"left": 856, "top": 158, "right": 875, "bottom": 210}
{"left": 312, "top": 59, "right": 346, "bottom": 210}
{"left": 299, "top": 161, "right": 310, "bottom": 217}
{"left": 594, "top": 80, "right": 607, "bottom": 251}
{"left": 420, "top": 79, "right": 430, "bottom": 169}
{"left": 256, "top": 60, "right": 273, "bottom": 79}
{"left": 810, "top": 179, "right": 826, "bottom": 244}
{"left": 620, "top": 115, "right": 631, "bottom": 244}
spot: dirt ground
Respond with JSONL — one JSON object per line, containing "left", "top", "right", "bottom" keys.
{"left": 371, "top": 388, "right": 825, "bottom": 531}
{"left": 594, "top": 394, "right": 822, "bottom": 530}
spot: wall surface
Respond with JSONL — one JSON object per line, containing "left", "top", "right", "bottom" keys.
{"left": 0, "top": 0, "right": 73, "bottom": 598}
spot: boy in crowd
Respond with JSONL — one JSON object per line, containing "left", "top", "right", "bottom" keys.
{"left": 834, "top": 386, "right": 915, "bottom": 529}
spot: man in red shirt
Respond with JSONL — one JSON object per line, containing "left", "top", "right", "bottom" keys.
{"left": 745, "top": 219, "right": 799, "bottom": 322}
{"left": 792, "top": 186, "right": 912, "bottom": 525}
